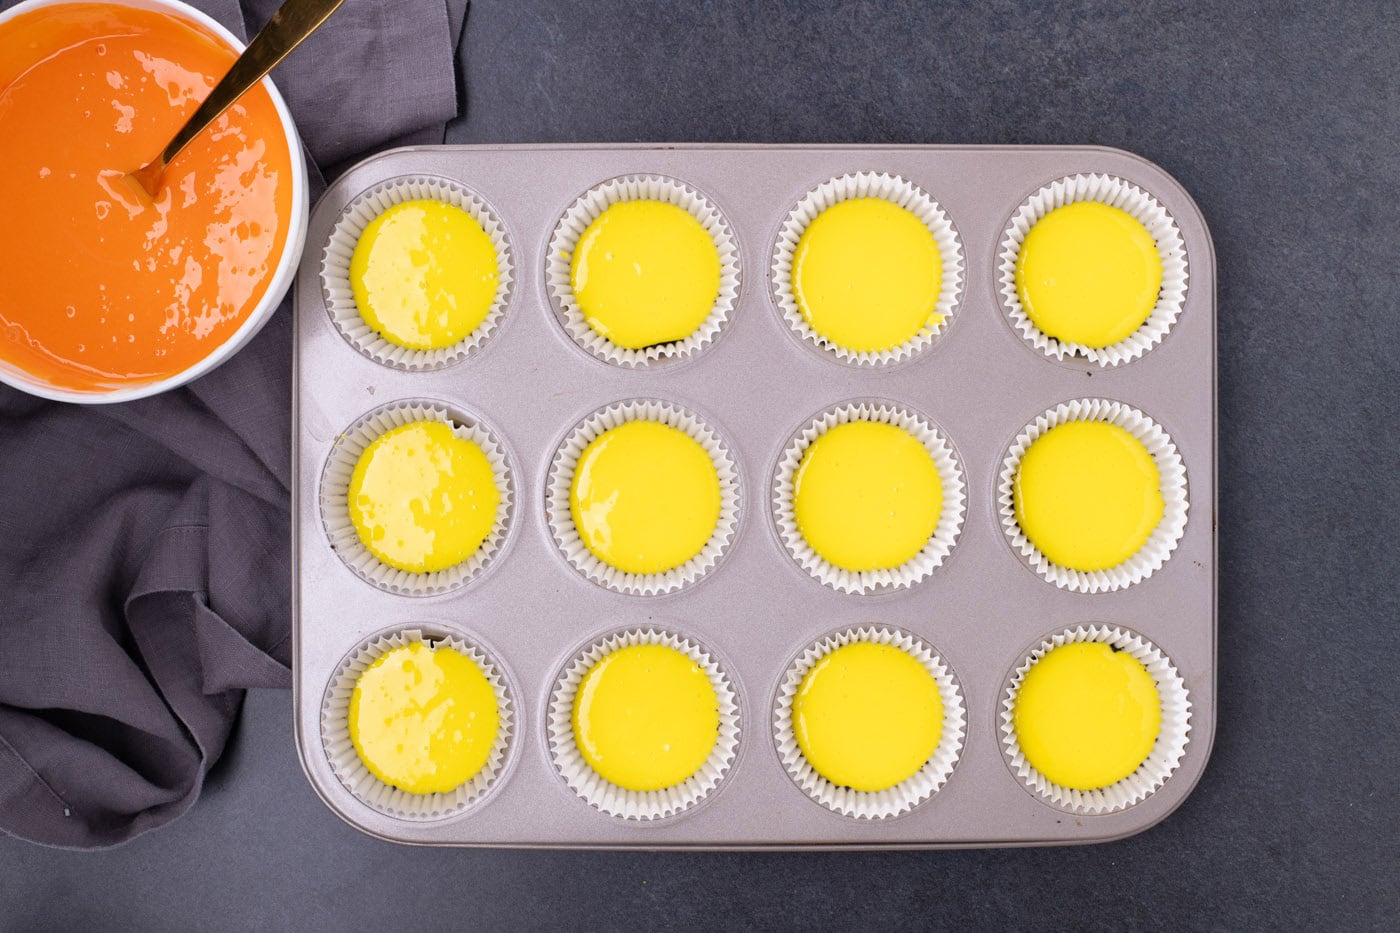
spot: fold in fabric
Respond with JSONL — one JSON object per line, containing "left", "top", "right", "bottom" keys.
{"left": 0, "top": 0, "right": 470, "bottom": 848}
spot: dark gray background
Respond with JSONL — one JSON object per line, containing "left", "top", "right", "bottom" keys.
{"left": 3, "top": 0, "right": 1398, "bottom": 929}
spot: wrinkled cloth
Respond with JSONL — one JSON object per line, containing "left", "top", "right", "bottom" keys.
{"left": 0, "top": 0, "right": 468, "bottom": 848}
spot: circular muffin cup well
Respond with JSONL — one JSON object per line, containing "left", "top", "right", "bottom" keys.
{"left": 546, "top": 174, "right": 740, "bottom": 368}
{"left": 320, "top": 399, "right": 514, "bottom": 596}
{"left": 770, "top": 171, "right": 964, "bottom": 367}
{"left": 320, "top": 626, "right": 515, "bottom": 821}
{"left": 997, "top": 397, "right": 1188, "bottom": 593}
{"left": 321, "top": 175, "right": 514, "bottom": 370}
{"left": 773, "top": 401, "right": 965, "bottom": 595}
{"left": 997, "top": 172, "right": 1188, "bottom": 367}
{"left": 546, "top": 399, "right": 740, "bottom": 596}
{"left": 546, "top": 627, "right": 741, "bottom": 821}
{"left": 999, "top": 624, "right": 1191, "bottom": 814}
{"left": 773, "top": 626, "right": 966, "bottom": 819}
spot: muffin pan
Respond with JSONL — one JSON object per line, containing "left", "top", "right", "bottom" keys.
{"left": 292, "top": 144, "right": 1216, "bottom": 848}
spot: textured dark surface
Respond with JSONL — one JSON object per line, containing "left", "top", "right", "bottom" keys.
{"left": 2, "top": 0, "right": 1398, "bottom": 929}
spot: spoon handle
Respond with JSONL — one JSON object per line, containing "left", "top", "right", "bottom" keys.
{"left": 158, "top": 0, "right": 346, "bottom": 169}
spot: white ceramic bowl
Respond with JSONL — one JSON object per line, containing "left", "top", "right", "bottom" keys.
{"left": 0, "top": 0, "right": 308, "bottom": 404}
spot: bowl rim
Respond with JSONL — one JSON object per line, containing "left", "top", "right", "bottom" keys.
{"left": 0, "top": 0, "right": 309, "bottom": 405}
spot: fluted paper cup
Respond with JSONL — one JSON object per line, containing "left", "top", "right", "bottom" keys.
{"left": 547, "top": 628, "right": 740, "bottom": 820}
{"left": 546, "top": 399, "right": 739, "bottom": 595}
{"left": 321, "top": 176, "right": 513, "bottom": 370}
{"left": 998, "top": 173, "right": 1188, "bottom": 367}
{"left": 320, "top": 400, "right": 513, "bottom": 596}
{"left": 546, "top": 175, "right": 740, "bottom": 367}
{"left": 771, "top": 171, "right": 964, "bottom": 366}
{"left": 997, "top": 397, "right": 1188, "bottom": 593}
{"left": 774, "top": 626, "right": 965, "bottom": 819}
{"left": 773, "top": 401, "right": 965, "bottom": 595}
{"left": 320, "top": 627, "right": 515, "bottom": 820}
{"left": 1000, "top": 624, "right": 1191, "bottom": 813}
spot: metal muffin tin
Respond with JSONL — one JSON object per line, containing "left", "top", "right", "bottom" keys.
{"left": 292, "top": 144, "right": 1216, "bottom": 849}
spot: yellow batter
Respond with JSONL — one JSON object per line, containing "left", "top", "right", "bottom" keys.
{"left": 1013, "top": 420, "right": 1164, "bottom": 572}
{"left": 571, "top": 643, "right": 720, "bottom": 791}
{"left": 569, "top": 200, "right": 721, "bottom": 350}
{"left": 569, "top": 420, "right": 721, "bottom": 576}
{"left": 792, "top": 197, "right": 944, "bottom": 353}
{"left": 348, "top": 421, "right": 500, "bottom": 573}
{"left": 793, "top": 642, "right": 943, "bottom": 792}
{"left": 348, "top": 642, "right": 500, "bottom": 795}
{"left": 1013, "top": 641, "right": 1161, "bottom": 791}
{"left": 1015, "top": 201, "right": 1162, "bottom": 347}
{"left": 350, "top": 199, "right": 500, "bottom": 350}
{"left": 793, "top": 421, "right": 942, "bottom": 572}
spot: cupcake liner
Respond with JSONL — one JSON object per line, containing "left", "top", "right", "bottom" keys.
{"left": 321, "top": 176, "right": 514, "bottom": 370}
{"left": 547, "top": 628, "right": 741, "bottom": 820}
{"left": 1000, "top": 624, "right": 1191, "bottom": 814}
{"left": 998, "top": 173, "right": 1189, "bottom": 367}
{"left": 774, "top": 626, "right": 965, "bottom": 819}
{"left": 998, "top": 398, "right": 1188, "bottom": 593}
{"left": 773, "top": 402, "right": 965, "bottom": 595}
{"left": 320, "top": 400, "right": 513, "bottom": 596}
{"left": 321, "top": 627, "right": 515, "bottom": 820}
{"left": 771, "top": 172, "right": 964, "bottom": 366}
{"left": 546, "top": 175, "right": 740, "bottom": 367}
{"left": 546, "top": 400, "right": 739, "bottom": 595}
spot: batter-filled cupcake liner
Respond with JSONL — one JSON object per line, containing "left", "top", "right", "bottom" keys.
{"left": 998, "top": 173, "right": 1188, "bottom": 367}
{"left": 321, "top": 175, "right": 514, "bottom": 370}
{"left": 773, "top": 402, "right": 965, "bottom": 595}
{"left": 997, "top": 398, "right": 1188, "bottom": 593}
{"left": 320, "top": 400, "right": 513, "bottom": 596}
{"left": 320, "top": 627, "right": 515, "bottom": 820}
{"left": 770, "top": 172, "right": 964, "bottom": 366}
{"left": 546, "top": 175, "right": 740, "bottom": 367}
{"left": 773, "top": 626, "right": 965, "bottom": 819}
{"left": 1000, "top": 624, "right": 1191, "bottom": 814}
{"left": 547, "top": 628, "right": 741, "bottom": 820}
{"left": 546, "top": 400, "right": 740, "bottom": 595}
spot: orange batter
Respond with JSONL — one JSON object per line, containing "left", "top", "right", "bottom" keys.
{"left": 0, "top": 2, "right": 294, "bottom": 391}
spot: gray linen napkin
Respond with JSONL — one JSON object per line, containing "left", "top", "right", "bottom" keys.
{"left": 0, "top": 0, "right": 469, "bottom": 848}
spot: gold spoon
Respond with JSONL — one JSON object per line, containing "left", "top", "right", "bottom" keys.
{"left": 130, "top": 0, "right": 346, "bottom": 198}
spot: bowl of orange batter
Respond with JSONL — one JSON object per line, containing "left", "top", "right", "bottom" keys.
{"left": 0, "top": 0, "right": 307, "bottom": 403}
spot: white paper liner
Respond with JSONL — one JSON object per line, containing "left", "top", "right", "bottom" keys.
{"left": 547, "top": 628, "right": 741, "bottom": 820}
{"left": 774, "top": 626, "right": 965, "bottom": 819}
{"left": 770, "top": 172, "right": 964, "bottom": 366}
{"left": 546, "top": 400, "right": 739, "bottom": 595}
{"left": 321, "top": 176, "right": 514, "bottom": 370}
{"left": 1000, "top": 625, "right": 1191, "bottom": 814}
{"left": 998, "top": 173, "right": 1189, "bottom": 367}
{"left": 546, "top": 175, "right": 740, "bottom": 367}
{"left": 773, "top": 402, "right": 965, "bottom": 595}
{"left": 321, "top": 628, "right": 515, "bottom": 820}
{"left": 998, "top": 398, "right": 1188, "bottom": 593}
{"left": 320, "top": 400, "right": 513, "bottom": 596}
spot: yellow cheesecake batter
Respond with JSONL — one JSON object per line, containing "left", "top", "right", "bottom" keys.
{"left": 571, "top": 643, "right": 720, "bottom": 791}
{"left": 569, "top": 420, "right": 721, "bottom": 576}
{"left": 348, "top": 642, "right": 500, "bottom": 795}
{"left": 792, "top": 197, "right": 944, "bottom": 353}
{"left": 1013, "top": 641, "right": 1162, "bottom": 791}
{"left": 350, "top": 199, "right": 500, "bottom": 350}
{"left": 1015, "top": 201, "right": 1162, "bottom": 347}
{"left": 569, "top": 200, "right": 721, "bottom": 350}
{"left": 1013, "top": 420, "right": 1164, "bottom": 572}
{"left": 348, "top": 421, "right": 501, "bottom": 573}
{"left": 793, "top": 421, "right": 943, "bottom": 572}
{"left": 793, "top": 641, "right": 944, "bottom": 792}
